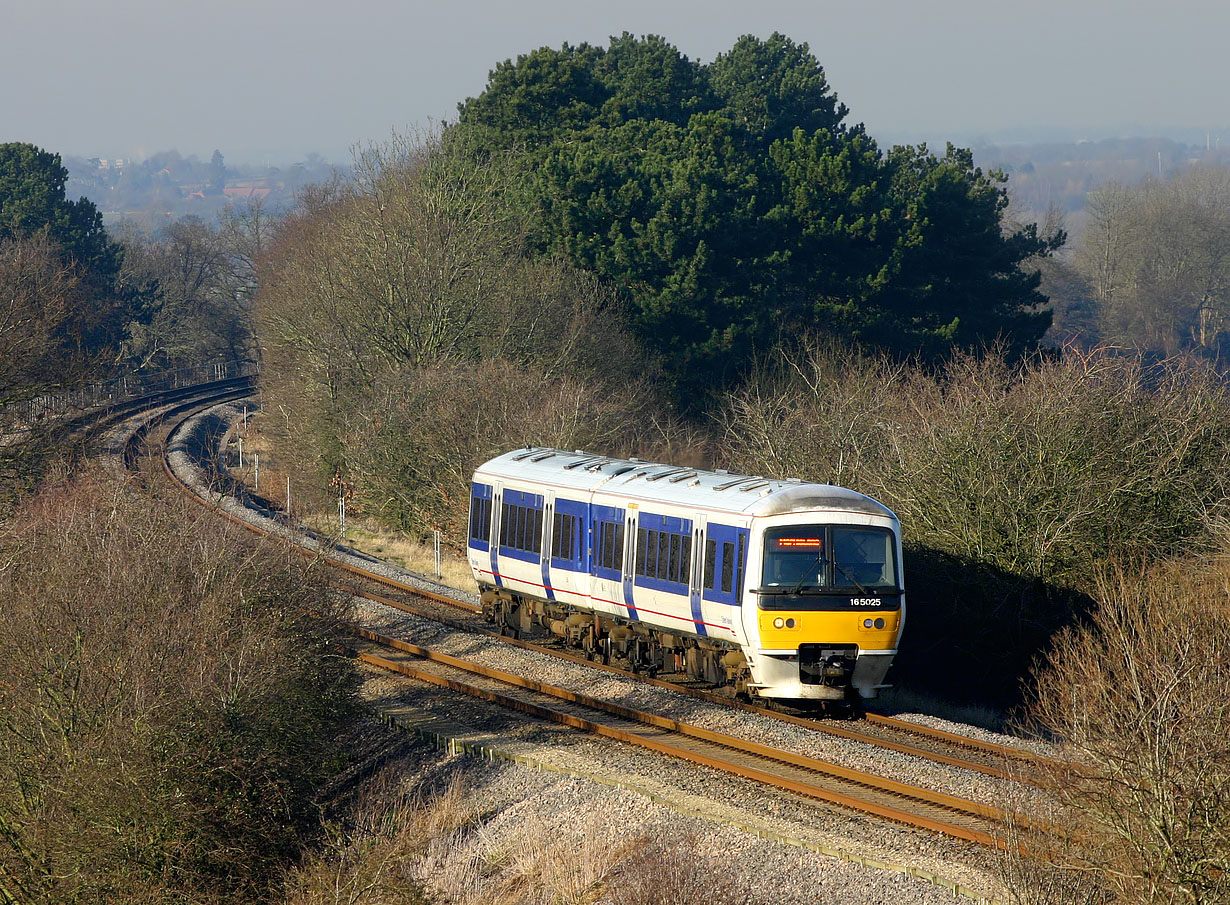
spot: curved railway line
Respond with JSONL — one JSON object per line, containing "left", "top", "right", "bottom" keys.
{"left": 123, "top": 387, "right": 1053, "bottom": 854}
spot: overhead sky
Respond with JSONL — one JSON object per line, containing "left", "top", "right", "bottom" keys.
{"left": 3, "top": 0, "right": 1226, "bottom": 165}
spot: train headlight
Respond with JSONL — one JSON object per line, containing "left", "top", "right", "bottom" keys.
{"left": 874, "top": 617, "right": 885, "bottom": 629}
{"left": 863, "top": 618, "right": 873, "bottom": 628}
{"left": 774, "top": 617, "right": 784, "bottom": 629}
{"left": 785, "top": 618, "right": 796, "bottom": 628}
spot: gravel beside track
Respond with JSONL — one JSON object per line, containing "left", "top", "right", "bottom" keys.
{"left": 364, "top": 668, "right": 996, "bottom": 905}
{"left": 168, "top": 401, "right": 1015, "bottom": 903}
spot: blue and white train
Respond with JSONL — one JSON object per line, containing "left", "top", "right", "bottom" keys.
{"left": 467, "top": 448, "right": 904, "bottom": 703}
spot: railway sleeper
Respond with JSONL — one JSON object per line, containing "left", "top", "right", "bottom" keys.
{"left": 480, "top": 587, "right": 751, "bottom": 693}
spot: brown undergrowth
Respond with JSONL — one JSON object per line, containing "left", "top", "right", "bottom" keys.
{"left": 0, "top": 465, "right": 361, "bottom": 904}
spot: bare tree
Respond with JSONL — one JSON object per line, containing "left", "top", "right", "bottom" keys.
{"left": 1023, "top": 552, "right": 1230, "bottom": 905}
{"left": 1075, "top": 167, "right": 1230, "bottom": 354}
{"left": 0, "top": 235, "right": 93, "bottom": 406}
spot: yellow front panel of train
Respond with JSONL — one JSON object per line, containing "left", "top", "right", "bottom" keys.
{"left": 757, "top": 609, "right": 901, "bottom": 649}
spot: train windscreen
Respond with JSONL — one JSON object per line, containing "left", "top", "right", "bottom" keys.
{"left": 761, "top": 526, "right": 897, "bottom": 591}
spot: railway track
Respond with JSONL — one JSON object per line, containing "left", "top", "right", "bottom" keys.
{"left": 335, "top": 575, "right": 1050, "bottom": 785}
{"left": 346, "top": 623, "right": 1007, "bottom": 845}
{"left": 114, "top": 376, "right": 255, "bottom": 471}
{"left": 3, "top": 372, "right": 255, "bottom": 473}
{"left": 143, "top": 392, "right": 1049, "bottom": 850}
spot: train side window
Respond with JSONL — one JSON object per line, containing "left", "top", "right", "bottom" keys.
{"left": 517, "top": 507, "right": 528, "bottom": 551}
{"left": 680, "top": 535, "right": 692, "bottom": 585}
{"left": 656, "top": 531, "right": 669, "bottom": 580}
{"left": 721, "top": 541, "right": 734, "bottom": 593}
{"left": 636, "top": 527, "right": 649, "bottom": 576}
{"left": 500, "top": 503, "right": 511, "bottom": 547}
{"left": 600, "top": 522, "right": 613, "bottom": 568}
{"left": 479, "top": 499, "right": 491, "bottom": 542}
{"left": 614, "top": 523, "right": 624, "bottom": 570}
{"left": 668, "top": 534, "right": 681, "bottom": 583}
{"left": 555, "top": 512, "right": 572, "bottom": 560}
{"left": 703, "top": 539, "right": 716, "bottom": 590}
{"left": 532, "top": 508, "right": 543, "bottom": 554}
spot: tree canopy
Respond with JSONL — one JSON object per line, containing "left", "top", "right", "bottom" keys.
{"left": 0, "top": 142, "right": 136, "bottom": 375}
{"left": 0, "top": 142, "right": 121, "bottom": 281}
{"left": 457, "top": 33, "right": 1061, "bottom": 404}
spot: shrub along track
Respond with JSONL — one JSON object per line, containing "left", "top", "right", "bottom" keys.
{"left": 138, "top": 392, "right": 1048, "bottom": 857}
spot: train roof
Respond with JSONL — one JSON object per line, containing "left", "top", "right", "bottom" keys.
{"left": 473, "top": 447, "right": 897, "bottom": 521}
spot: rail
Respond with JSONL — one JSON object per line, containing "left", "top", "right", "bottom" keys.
{"left": 2, "top": 358, "right": 257, "bottom": 429}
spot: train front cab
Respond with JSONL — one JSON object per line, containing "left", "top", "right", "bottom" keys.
{"left": 744, "top": 515, "right": 904, "bottom": 702}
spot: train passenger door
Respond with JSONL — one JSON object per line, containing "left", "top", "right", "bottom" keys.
{"left": 541, "top": 490, "right": 556, "bottom": 601}
{"left": 490, "top": 482, "right": 503, "bottom": 589}
{"left": 622, "top": 507, "right": 639, "bottom": 621}
{"left": 690, "top": 513, "right": 707, "bottom": 637}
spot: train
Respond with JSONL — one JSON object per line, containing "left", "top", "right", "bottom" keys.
{"left": 466, "top": 447, "right": 904, "bottom": 705}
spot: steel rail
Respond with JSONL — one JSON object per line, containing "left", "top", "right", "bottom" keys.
{"left": 340, "top": 579, "right": 1052, "bottom": 782}
{"left": 119, "top": 377, "right": 256, "bottom": 469}
{"left": 344, "top": 625, "right": 1008, "bottom": 847}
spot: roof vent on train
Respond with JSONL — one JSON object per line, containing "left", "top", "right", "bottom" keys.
{"left": 645, "top": 467, "right": 688, "bottom": 482}
{"left": 563, "top": 455, "right": 603, "bottom": 470}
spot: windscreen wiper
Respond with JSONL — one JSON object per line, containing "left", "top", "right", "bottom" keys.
{"left": 788, "top": 554, "right": 826, "bottom": 595}
{"left": 832, "top": 560, "right": 869, "bottom": 596}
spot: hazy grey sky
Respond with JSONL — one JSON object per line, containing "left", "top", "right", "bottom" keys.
{"left": 3, "top": 0, "right": 1225, "bottom": 164}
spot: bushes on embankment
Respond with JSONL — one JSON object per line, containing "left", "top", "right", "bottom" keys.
{"left": 0, "top": 468, "right": 359, "bottom": 904}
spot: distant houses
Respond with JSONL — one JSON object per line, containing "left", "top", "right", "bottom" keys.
{"left": 221, "top": 184, "right": 272, "bottom": 201}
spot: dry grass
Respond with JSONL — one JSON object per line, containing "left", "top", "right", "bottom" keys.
{"left": 286, "top": 771, "right": 479, "bottom": 905}
{"left": 333, "top": 520, "right": 474, "bottom": 592}
{"left": 225, "top": 415, "right": 292, "bottom": 511}
{"left": 419, "top": 812, "right": 633, "bottom": 905}
{"left": 288, "top": 767, "right": 759, "bottom": 905}
{"left": 225, "top": 413, "right": 475, "bottom": 592}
